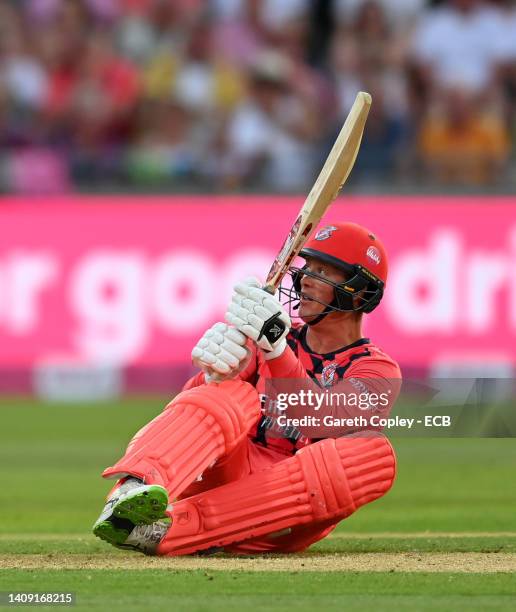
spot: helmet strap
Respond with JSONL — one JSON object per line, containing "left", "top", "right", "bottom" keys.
{"left": 305, "top": 296, "right": 341, "bottom": 326}
{"left": 306, "top": 311, "right": 328, "bottom": 326}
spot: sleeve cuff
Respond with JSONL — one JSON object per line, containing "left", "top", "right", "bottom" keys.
{"left": 265, "top": 345, "right": 306, "bottom": 378}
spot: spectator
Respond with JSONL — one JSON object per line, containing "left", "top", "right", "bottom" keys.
{"left": 0, "top": 0, "right": 513, "bottom": 193}
{"left": 492, "top": 1, "right": 516, "bottom": 132}
{"left": 0, "top": 31, "right": 48, "bottom": 112}
{"left": 334, "top": 0, "right": 426, "bottom": 30}
{"left": 210, "top": 0, "right": 266, "bottom": 68}
{"left": 418, "top": 85, "right": 510, "bottom": 186}
{"left": 8, "top": 147, "right": 71, "bottom": 194}
{"left": 351, "top": 85, "right": 410, "bottom": 185}
{"left": 221, "top": 50, "right": 321, "bottom": 191}
{"left": 411, "top": 0, "right": 510, "bottom": 95}
{"left": 126, "top": 98, "right": 201, "bottom": 186}
{"left": 330, "top": 2, "right": 410, "bottom": 116}
{"left": 328, "top": 2, "right": 411, "bottom": 183}
{"left": 172, "top": 19, "right": 243, "bottom": 114}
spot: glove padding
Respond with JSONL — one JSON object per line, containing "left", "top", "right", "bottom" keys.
{"left": 225, "top": 277, "right": 291, "bottom": 357}
{"left": 191, "top": 322, "right": 250, "bottom": 381}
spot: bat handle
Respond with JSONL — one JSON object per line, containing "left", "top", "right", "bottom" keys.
{"left": 196, "top": 362, "right": 226, "bottom": 383}
{"left": 196, "top": 285, "right": 276, "bottom": 376}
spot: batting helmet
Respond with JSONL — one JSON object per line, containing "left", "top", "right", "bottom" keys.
{"left": 286, "top": 222, "right": 387, "bottom": 321}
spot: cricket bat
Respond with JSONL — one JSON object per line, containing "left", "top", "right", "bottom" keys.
{"left": 195, "top": 92, "right": 371, "bottom": 376}
{"left": 263, "top": 91, "right": 372, "bottom": 293}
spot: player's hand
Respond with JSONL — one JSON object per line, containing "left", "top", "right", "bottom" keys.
{"left": 191, "top": 322, "right": 250, "bottom": 382}
{"left": 225, "top": 277, "right": 291, "bottom": 359}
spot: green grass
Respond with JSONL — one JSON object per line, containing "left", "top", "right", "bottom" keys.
{"left": 1, "top": 534, "right": 515, "bottom": 555}
{"left": 1, "top": 570, "right": 515, "bottom": 611}
{"left": 1, "top": 397, "right": 515, "bottom": 610}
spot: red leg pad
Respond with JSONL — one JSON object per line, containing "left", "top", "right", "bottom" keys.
{"left": 102, "top": 380, "right": 261, "bottom": 500}
{"left": 157, "top": 433, "right": 396, "bottom": 556}
{"left": 225, "top": 522, "right": 338, "bottom": 554}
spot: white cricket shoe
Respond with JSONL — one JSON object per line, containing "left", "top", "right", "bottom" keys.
{"left": 93, "top": 477, "right": 169, "bottom": 554}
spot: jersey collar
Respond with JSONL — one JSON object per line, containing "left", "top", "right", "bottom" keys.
{"left": 300, "top": 325, "right": 370, "bottom": 359}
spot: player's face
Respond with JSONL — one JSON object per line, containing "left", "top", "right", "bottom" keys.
{"left": 298, "top": 257, "right": 347, "bottom": 321}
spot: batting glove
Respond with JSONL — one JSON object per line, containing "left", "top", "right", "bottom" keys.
{"left": 191, "top": 322, "right": 250, "bottom": 382}
{"left": 225, "top": 277, "right": 291, "bottom": 359}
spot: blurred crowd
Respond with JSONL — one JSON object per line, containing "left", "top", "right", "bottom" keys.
{"left": 0, "top": 0, "right": 515, "bottom": 194}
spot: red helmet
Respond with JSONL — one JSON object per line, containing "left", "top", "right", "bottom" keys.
{"left": 302, "top": 222, "right": 387, "bottom": 282}
{"left": 290, "top": 222, "right": 387, "bottom": 315}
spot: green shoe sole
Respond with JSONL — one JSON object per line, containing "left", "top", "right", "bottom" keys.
{"left": 112, "top": 485, "right": 169, "bottom": 525}
{"left": 93, "top": 520, "right": 132, "bottom": 546}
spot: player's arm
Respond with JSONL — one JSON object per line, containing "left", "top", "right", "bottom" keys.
{"left": 225, "top": 277, "right": 310, "bottom": 380}
{"left": 342, "top": 357, "right": 403, "bottom": 416}
{"left": 285, "top": 359, "right": 402, "bottom": 437}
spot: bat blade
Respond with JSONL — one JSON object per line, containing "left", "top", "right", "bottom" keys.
{"left": 264, "top": 91, "right": 372, "bottom": 292}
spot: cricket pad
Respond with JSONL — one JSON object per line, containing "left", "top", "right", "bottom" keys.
{"left": 102, "top": 380, "right": 261, "bottom": 500}
{"left": 157, "top": 433, "right": 396, "bottom": 556}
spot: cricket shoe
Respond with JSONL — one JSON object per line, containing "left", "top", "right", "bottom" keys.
{"left": 93, "top": 477, "right": 169, "bottom": 554}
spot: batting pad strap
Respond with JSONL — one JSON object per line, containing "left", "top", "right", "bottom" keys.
{"left": 102, "top": 380, "right": 261, "bottom": 500}
{"left": 157, "top": 434, "right": 395, "bottom": 556}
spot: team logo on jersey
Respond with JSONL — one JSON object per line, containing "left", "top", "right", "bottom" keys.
{"left": 321, "top": 362, "right": 338, "bottom": 387}
{"left": 366, "top": 245, "right": 381, "bottom": 265}
{"left": 315, "top": 226, "right": 338, "bottom": 241}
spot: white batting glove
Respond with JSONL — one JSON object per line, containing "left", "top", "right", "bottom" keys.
{"left": 191, "top": 322, "right": 250, "bottom": 382}
{"left": 225, "top": 277, "right": 291, "bottom": 359}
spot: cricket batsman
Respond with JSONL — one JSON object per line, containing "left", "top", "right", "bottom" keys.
{"left": 93, "top": 222, "right": 401, "bottom": 555}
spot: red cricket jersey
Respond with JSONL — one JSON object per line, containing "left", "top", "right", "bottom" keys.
{"left": 183, "top": 323, "right": 402, "bottom": 455}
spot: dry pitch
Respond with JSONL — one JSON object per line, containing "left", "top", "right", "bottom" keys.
{"left": 3, "top": 551, "right": 516, "bottom": 574}
{"left": 2, "top": 532, "right": 516, "bottom": 573}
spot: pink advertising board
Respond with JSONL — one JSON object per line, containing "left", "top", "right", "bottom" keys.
{"left": 0, "top": 196, "right": 514, "bottom": 374}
